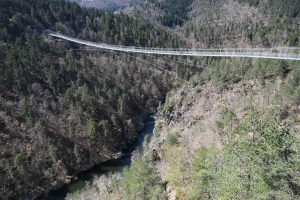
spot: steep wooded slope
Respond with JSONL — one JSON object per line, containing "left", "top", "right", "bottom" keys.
{"left": 66, "top": 57, "right": 300, "bottom": 200}
{"left": 80, "top": 0, "right": 145, "bottom": 11}
{"left": 127, "top": 0, "right": 300, "bottom": 48}
{"left": 0, "top": 0, "right": 185, "bottom": 199}
{"left": 67, "top": 0, "right": 300, "bottom": 199}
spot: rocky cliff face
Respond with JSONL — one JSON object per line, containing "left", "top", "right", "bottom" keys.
{"left": 147, "top": 70, "right": 300, "bottom": 198}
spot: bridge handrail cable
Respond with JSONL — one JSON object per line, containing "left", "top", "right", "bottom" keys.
{"left": 47, "top": 31, "right": 300, "bottom": 60}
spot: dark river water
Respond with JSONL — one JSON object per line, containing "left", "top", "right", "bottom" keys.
{"left": 45, "top": 117, "right": 155, "bottom": 200}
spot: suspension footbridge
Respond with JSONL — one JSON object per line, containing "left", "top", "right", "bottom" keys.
{"left": 47, "top": 31, "right": 300, "bottom": 60}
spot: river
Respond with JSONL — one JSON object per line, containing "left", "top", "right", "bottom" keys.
{"left": 45, "top": 117, "right": 155, "bottom": 200}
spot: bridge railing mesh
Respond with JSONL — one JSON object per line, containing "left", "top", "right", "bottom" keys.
{"left": 48, "top": 31, "right": 300, "bottom": 60}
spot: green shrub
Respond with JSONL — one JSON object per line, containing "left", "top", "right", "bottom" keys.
{"left": 166, "top": 132, "right": 180, "bottom": 146}
{"left": 154, "top": 121, "right": 163, "bottom": 137}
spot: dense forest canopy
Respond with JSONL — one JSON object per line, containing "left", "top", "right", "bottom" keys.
{"left": 0, "top": 0, "right": 184, "bottom": 47}
{"left": 67, "top": 0, "right": 300, "bottom": 199}
{"left": 79, "top": 0, "right": 146, "bottom": 11}
{"left": 237, "top": 0, "right": 300, "bottom": 18}
{"left": 186, "top": 0, "right": 300, "bottom": 47}
{"left": 128, "top": 0, "right": 300, "bottom": 48}
{"left": 147, "top": 0, "right": 194, "bottom": 27}
{"left": 0, "top": 0, "right": 187, "bottom": 199}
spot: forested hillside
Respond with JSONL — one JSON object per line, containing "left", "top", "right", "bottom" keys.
{"left": 68, "top": 0, "right": 300, "bottom": 200}
{"left": 0, "top": 0, "right": 187, "bottom": 199}
{"left": 129, "top": 0, "right": 300, "bottom": 48}
{"left": 1, "top": 0, "right": 300, "bottom": 199}
{"left": 184, "top": 0, "right": 300, "bottom": 47}
{"left": 70, "top": 56, "right": 300, "bottom": 200}
{"left": 80, "top": 0, "right": 145, "bottom": 11}
{"left": 147, "top": 0, "right": 194, "bottom": 27}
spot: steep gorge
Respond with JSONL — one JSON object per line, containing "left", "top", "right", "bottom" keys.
{"left": 0, "top": 0, "right": 186, "bottom": 199}
{"left": 1, "top": 0, "right": 300, "bottom": 199}
{"left": 66, "top": 0, "right": 300, "bottom": 199}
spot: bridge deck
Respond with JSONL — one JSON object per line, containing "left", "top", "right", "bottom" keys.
{"left": 48, "top": 31, "right": 300, "bottom": 61}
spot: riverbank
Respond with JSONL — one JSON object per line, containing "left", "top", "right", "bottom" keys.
{"left": 45, "top": 117, "right": 155, "bottom": 199}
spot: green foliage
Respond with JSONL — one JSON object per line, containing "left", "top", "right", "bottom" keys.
{"left": 87, "top": 118, "right": 97, "bottom": 138}
{"left": 154, "top": 121, "right": 163, "bottom": 137}
{"left": 48, "top": 138, "right": 57, "bottom": 162}
{"left": 0, "top": 0, "right": 183, "bottom": 48}
{"left": 74, "top": 144, "right": 81, "bottom": 161}
{"left": 156, "top": 101, "right": 163, "bottom": 113}
{"left": 148, "top": 0, "right": 195, "bottom": 27}
{"left": 162, "top": 144, "right": 191, "bottom": 198}
{"left": 283, "top": 68, "right": 300, "bottom": 105}
{"left": 244, "top": 59, "right": 290, "bottom": 81}
{"left": 0, "top": 159, "right": 6, "bottom": 169}
{"left": 231, "top": 109, "right": 300, "bottom": 198}
{"left": 1, "top": 0, "right": 299, "bottom": 198}
{"left": 0, "top": 0, "right": 184, "bottom": 196}
{"left": 182, "top": 0, "right": 300, "bottom": 47}
{"left": 197, "top": 58, "right": 256, "bottom": 89}
{"left": 190, "top": 146, "right": 216, "bottom": 199}
{"left": 120, "top": 158, "right": 166, "bottom": 200}
{"left": 237, "top": 0, "right": 300, "bottom": 18}
{"left": 0, "top": 159, "right": 15, "bottom": 180}
{"left": 68, "top": 120, "right": 75, "bottom": 138}
{"left": 166, "top": 132, "right": 180, "bottom": 146}
{"left": 142, "top": 134, "right": 151, "bottom": 151}
{"left": 65, "top": 187, "right": 86, "bottom": 199}
{"left": 190, "top": 108, "right": 300, "bottom": 199}
{"left": 13, "top": 153, "right": 25, "bottom": 172}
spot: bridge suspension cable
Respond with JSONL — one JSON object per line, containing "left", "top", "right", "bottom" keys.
{"left": 47, "top": 30, "right": 300, "bottom": 60}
